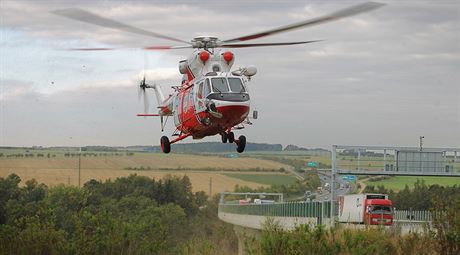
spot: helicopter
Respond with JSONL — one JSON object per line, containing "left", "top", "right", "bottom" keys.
{"left": 53, "top": 2, "right": 384, "bottom": 153}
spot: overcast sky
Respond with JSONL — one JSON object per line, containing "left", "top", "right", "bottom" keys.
{"left": 0, "top": 0, "right": 459, "bottom": 149}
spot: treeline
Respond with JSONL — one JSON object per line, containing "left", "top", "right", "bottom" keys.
{"left": 62, "top": 152, "right": 135, "bottom": 157}
{"left": 99, "top": 143, "right": 283, "bottom": 153}
{"left": 155, "top": 142, "right": 283, "bottom": 153}
{"left": 283, "top": 144, "right": 329, "bottom": 154}
{"left": 0, "top": 174, "right": 237, "bottom": 255}
{"left": 126, "top": 166, "right": 286, "bottom": 172}
{"left": 0, "top": 153, "right": 57, "bottom": 158}
{"left": 1, "top": 142, "right": 284, "bottom": 156}
{"left": 0, "top": 152, "right": 135, "bottom": 158}
{"left": 365, "top": 180, "right": 460, "bottom": 210}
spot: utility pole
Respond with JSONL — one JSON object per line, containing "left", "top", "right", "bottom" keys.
{"left": 78, "top": 147, "right": 81, "bottom": 187}
{"left": 209, "top": 177, "right": 212, "bottom": 196}
{"left": 419, "top": 136, "right": 424, "bottom": 151}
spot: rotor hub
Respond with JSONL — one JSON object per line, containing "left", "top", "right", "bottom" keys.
{"left": 191, "top": 36, "right": 220, "bottom": 49}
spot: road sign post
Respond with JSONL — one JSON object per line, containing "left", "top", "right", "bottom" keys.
{"left": 331, "top": 145, "right": 337, "bottom": 226}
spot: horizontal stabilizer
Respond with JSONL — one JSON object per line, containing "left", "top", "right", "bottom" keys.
{"left": 136, "top": 113, "right": 160, "bottom": 117}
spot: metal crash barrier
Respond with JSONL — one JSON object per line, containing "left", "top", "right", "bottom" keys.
{"left": 219, "top": 201, "right": 332, "bottom": 219}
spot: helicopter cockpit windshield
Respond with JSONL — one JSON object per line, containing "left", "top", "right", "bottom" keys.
{"left": 195, "top": 75, "right": 249, "bottom": 105}
{"left": 209, "top": 77, "right": 246, "bottom": 94}
{"left": 211, "top": 78, "right": 229, "bottom": 93}
{"left": 228, "top": 78, "right": 246, "bottom": 93}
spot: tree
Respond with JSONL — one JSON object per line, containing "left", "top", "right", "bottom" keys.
{"left": 0, "top": 174, "right": 21, "bottom": 224}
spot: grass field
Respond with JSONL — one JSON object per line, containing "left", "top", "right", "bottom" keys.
{"left": 223, "top": 173, "right": 298, "bottom": 186}
{"left": 0, "top": 152, "right": 290, "bottom": 171}
{"left": 365, "top": 176, "right": 460, "bottom": 191}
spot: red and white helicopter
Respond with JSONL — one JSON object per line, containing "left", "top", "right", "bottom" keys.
{"left": 53, "top": 2, "right": 383, "bottom": 153}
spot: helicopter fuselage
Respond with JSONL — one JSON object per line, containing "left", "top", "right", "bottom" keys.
{"left": 158, "top": 71, "right": 251, "bottom": 141}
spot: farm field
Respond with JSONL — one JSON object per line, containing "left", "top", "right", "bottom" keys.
{"left": 365, "top": 176, "right": 460, "bottom": 191}
{"left": 0, "top": 151, "right": 291, "bottom": 195}
{"left": 0, "top": 152, "right": 290, "bottom": 171}
{"left": 223, "top": 173, "right": 298, "bottom": 186}
{"left": 0, "top": 168, "right": 268, "bottom": 196}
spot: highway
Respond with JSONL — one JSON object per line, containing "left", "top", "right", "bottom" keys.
{"left": 310, "top": 171, "right": 354, "bottom": 202}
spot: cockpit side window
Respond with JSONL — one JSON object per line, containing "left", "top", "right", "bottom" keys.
{"left": 204, "top": 79, "right": 211, "bottom": 96}
{"left": 211, "top": 78, "right": 229, "bottom": 93}
{"left": 197, "top": 82, "right": 204, "bottom": 99}
{"left": 228, "top": 78, "right": 245, "bottom": 92}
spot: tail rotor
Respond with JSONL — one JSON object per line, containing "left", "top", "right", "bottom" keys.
{"left": 138, "top": 75, "right": 151, "bottom": 114}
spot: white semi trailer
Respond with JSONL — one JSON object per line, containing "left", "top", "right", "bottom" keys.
{"left": 338, "top": 193, "right": 393, "bottom": 225}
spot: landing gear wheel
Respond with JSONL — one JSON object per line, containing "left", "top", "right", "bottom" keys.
{"left": 236, "top": 135, "right": 246, "bottom": 153}
{"left": 160, "top": 136, "right": 171, "bottom": 154}
{"left": 228, "top": 132, "right": 235, "bottom": 143}
{"left": 221, "top": 132, "right": 228, "bottom": 143}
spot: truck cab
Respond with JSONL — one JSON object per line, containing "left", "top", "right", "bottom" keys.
{"left": 364, "top": 197, "right": 393, "bottom": 225}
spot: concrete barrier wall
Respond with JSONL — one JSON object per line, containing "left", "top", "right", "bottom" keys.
{"left": 218, "top": 212, "right": 319, "bottom": 230}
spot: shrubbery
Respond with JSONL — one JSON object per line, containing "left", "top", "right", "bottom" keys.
{"left": 364, "top": 180, "right": 460, "bottom": 210}
{"left": 0, "top": 174, "right": 237, "bottom": 255}
{"left": 250, "top": 223, "right": 433, "bottom": 255}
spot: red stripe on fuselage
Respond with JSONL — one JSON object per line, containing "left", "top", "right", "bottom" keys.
{"left": 185, "top": 65, "right": 194, "bottom": 81}
{"left": 178, "top": 104, "right": 249, "bottom": 138}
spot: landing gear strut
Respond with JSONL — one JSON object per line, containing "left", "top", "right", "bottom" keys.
{"left": 160, "top": 133, "right": 191, "bottom": 154}
{"left": 236, "top": 135, "right": 246, "bottom": 153}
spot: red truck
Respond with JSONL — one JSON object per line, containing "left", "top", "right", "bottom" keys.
{"left": 338, "top": 194, "right": 393, "bottom": 225}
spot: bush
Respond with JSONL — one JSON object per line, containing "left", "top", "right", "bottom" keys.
{"left": 0, "top": 174, "right": 237, "bottom": 254}
{"left": 244, "top": 223, "right": 436, "bottom": 255}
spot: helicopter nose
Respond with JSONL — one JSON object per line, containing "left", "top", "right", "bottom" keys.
{"left": 215, "top": 103, "right": 250, "bottom": 121}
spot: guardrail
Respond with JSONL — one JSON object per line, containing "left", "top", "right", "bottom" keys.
{"left": 393, "top": 210, "right": 432, "bottom": 222}
{"left": 219, "top": 201, "right": 332, "bottom": 218}
{"left": 219, "top": 202, "right": 432, "bottom": 223}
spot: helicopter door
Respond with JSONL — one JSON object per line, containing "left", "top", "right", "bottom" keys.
{"left": 173, "top": 94, "right": 181, "bottom": 127}
{"left": 194, "top": 80, "right": 207, "bottom": 114}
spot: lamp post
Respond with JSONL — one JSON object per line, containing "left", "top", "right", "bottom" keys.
{"left": 419, "top": 136, "right": 424, "bottom": 152}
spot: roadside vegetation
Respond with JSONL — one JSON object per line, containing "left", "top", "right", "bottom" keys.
{"left": 243, "top": 194, "right": 459, "bottom": 255}
{"left": 1, "top": 173, "right": 459, "bottom": 254}
{"left": 365, "top": 180, "right": 460, "bottom": 210}
{"left": 0, "top": 174, "right": 237, "bottom": 255}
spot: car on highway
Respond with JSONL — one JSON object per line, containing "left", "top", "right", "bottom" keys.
{"left": 317, "top": 187, "right": 323, "bottom": 194}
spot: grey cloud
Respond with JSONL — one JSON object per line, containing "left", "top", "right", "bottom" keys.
{"left": 1, "top": 0, "right": 459, "bottom": 148}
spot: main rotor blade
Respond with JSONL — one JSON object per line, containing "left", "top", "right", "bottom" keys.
{"left": 52, "top": 8, "right": 190, "bottom": 44}
{"left": 219, "top": 40, "right": 322, "bottom": 48}
{"left": 67, "top": 45, "right": 192, "bottom": 51}
{"left": 144, "top": 45, "right": 193, "bottom": 50}
{"left": 222, "top": 2, "right": 384, "bottom": 43}
{"left": 68, "top": 47, "right": 117, "bottom": 51}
